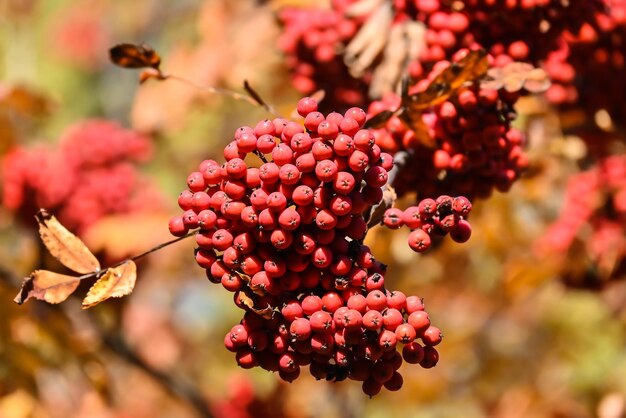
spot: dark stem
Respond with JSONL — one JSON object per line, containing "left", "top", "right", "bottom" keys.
{"left": 254, "top": 150, "right": 269, "bottom": 163}
{"left": 77, "top": 231, "right": 198, "bottom": 281}
{"left": 100, "top": 331, "right": 214, "bottom": 418}
{"left": 387, "top": 149, "right": 412, "bottom": 187}
{"left": 162, "top": 74, "right": 280, "bottom": 117}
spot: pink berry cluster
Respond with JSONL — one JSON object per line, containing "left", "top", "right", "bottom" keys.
{"left": 1, "top": 119, "right": 159, "bottom": 233}
{"left": 369, "top": 51, "right": 528, "bottom": 200}
{"left": 168, "top": 98, "right": 468, "bottom": 395}
{"left": 534, "top": 154, "right": 626, "bottom": 288}
{"left": 277, "top": 2, "right": 368, "bottom": 111}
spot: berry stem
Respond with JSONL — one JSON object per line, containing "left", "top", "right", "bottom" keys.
{"left": 162, "top": 74, "right": 280, "bottom": 116}
{"left": 78, "top": 230, "right": 198, "bottom": 281}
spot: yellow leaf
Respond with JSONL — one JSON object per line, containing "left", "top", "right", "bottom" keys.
{"left": 236, "top": 288, "right": 274, "bottom": 319}
{"left": 36, "top": 209, "right": 100, "bottom": 274}
{"left": 14, "top": 270, "right": 80, "bottom": 305}
{"left": 82, "top": 261, "right": 137, "bottom": 309}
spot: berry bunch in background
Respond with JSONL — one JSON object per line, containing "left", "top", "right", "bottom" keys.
{"left": 535, "top": 154, "right": 626, "bottom": 289}
{"left": 278, "top": 0, "right": 607, "bottom": 111}
{"left": 368, "top": 51, "right": 528, "bottom": 200}
{"left": 169, "top": 97, "right": 473, "bottom": 395}
{"left": 543, "top": 3, "right": 626, "bottom": 124}
{"left": 277, "top": 2, "right": 369, "bottom": 111}
{"left": 1, "top": 119, "right": 160, "bottom": 233}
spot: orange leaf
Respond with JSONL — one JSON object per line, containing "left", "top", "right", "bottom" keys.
{"left": 405, "top": 49, "right": 489, "bottom": 112}
{"left": 236, "top": 288, "right": 274, "bottom": 319}
{"left": 14, "top": 270, "right": 80, "bottom": 305}
{"left": 82, "top": 261, "right": 137, "bottom": 309}
{"left": 109, "top": 43, "right": 161, "bottom": 70}
{"left": 36, "top": 209, "right": 100, "bottom": 274}
{"left": 364, "top": 109, "right": 396, "bottom": 129}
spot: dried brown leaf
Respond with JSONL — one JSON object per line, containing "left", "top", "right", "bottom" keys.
{"left": 36, "top": 209, "right": 100, "bottom": 274}
{"left": 366, "top": 185, "right": 398, "bottom": 228}
{"left": 364, "top": 109, "right": 396, "bottom": 129}
{"left": 237, "top": 288, "right": 274, "bottom": 319}
{"left": 82, "top": 261, "right": 137, "bottom": 308}
{"left": 14, "top": 270, "right": 80, "bottom": 305}
{"left": 398, "top": 108, "right": 435, "bottom": 147}
{"left": 109, "top": 43, "right": 161, "bottom": 70}
{"left": 405, "top": 49, "right": 489, "bottom": 111}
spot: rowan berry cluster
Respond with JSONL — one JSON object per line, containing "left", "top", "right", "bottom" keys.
{"left": 534, "top": 154, "right": 626, "bottom": 288}
{"left": 169, "top": 98, "right": 470, "bottom": 394}
{"left": 542, "top": 3, "right": 626, "bottom": 123}
{"left": 382, "top": 195, "right": 473, "bottom": 248}
{"left": 402, "top": 0, "right": 606, "bottom": 78}
{"left": 278, "top": 0, "right": 606, "bottom": 110}
{"left": 369, "top": 52, "right": 527, "bottom": 200}
{"left": 1, "top": 119, "right": 159, "bottom": 233}
{"left": 277, "top": 4, "right": 368, "bottom": 110}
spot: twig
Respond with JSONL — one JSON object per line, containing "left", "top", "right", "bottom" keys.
{"left": 100, "top": 330, "right": 214, "bottom": 418}
{"left": 75, "top": 231, "right": 198, "bottom": 282}
{"left": 163, "top": 74, "right": 280, "bottom": 117}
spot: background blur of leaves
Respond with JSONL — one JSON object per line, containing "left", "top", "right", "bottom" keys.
{"left": 1, "top": 0, "right": 626, "bottom": 417}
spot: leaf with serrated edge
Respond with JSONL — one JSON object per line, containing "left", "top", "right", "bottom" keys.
{"left": 82, "top": 261, "right": 137, "bottom": 309}
{"left": 36, "top": 209, "right": 100, "bottom": 274}
{"left": 14, "top": 270, "right": 80, "bottom": 305}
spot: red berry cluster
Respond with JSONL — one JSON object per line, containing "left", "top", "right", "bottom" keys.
{"left": 369, "top": 52, "right": 528, "bottom": 200}
{"left": 277, "top": 3, "right": 368, "bottom": 111}
{"left": 382, "top": 195, "right": 473, "bottom": 250}
{"left": 1, "top": 119, "right": 160, "bottom": 233}
{"left": 169, "top": 98, "right": 462, "bottom": 395}
{"left": 534, "top": 154, "right": 626, "bottom": 288}
{"left": 277, "top": 0, "right": 606, "bottom": 110}
{"left": 403, "top": 0, "right": 606, "bottom": 79}
{"left": 542, "top": 3, "right": 626, "bottom": 124}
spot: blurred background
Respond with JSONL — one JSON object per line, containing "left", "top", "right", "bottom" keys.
{"left": 1, "top": 0, "right": 626, "bottom": 417}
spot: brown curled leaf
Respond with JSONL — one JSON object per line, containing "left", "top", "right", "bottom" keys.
{"left": 366, "top": 185, "right": 397, "bottom": 229}
{"left": 14, "top": 270, "right": 80, "bottom": 305}
{"left": 82, "top": 261, "right": 137, "bottom": 308}
{"left": 36, "top": 209, "right": 100, "bottom": 274}
{"left": 109, "top": 43, "right": 161, "bottom": 70}
{"left": 364, "top": 109, "right": 396, "bottom": 129}
{"left": 237, "top": 288, "right": 274, "bottom": 319}
{"left": 406, "top": 49, "right": 489, "bottom": 111}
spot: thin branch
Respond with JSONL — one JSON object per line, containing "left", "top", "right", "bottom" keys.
{"left": 163, "top": 74, "right": 280, "bottom": 117}
{"left": 76, "top": 231, "right": 198, "bottom": 282}
{"left": 100, "top": 330, "right": 214, "bottom": 418}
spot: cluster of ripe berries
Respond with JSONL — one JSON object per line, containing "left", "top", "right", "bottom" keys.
{"left": 169, "top": 98, "right": 474, "bottom": 395}
{"left": 1, "top": 119, "right": 159, "bottom": 233}
{"left": 369, "top": 52, "right": 527, "bottom": 200}
{"left": 278, "top": 0, "right": 607, "bottom": 111}
{"left": 277, "top": 2, "right": 369, "bottom": 111}
{"left": 535, "top": 154, "right": 626, "bottom": 288}
{"left": 542, "top": 2, "right": 626, "bottom": 122}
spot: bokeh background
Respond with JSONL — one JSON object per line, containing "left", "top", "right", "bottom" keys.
{"left": 1, "top": 0, "right": 626, "bottom": 417}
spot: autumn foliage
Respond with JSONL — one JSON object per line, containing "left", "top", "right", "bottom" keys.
{"left": 2, "top": 0, "right": 626, "bottom": 416}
